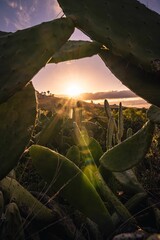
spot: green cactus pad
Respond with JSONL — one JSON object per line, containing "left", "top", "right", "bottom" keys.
{"left": 0, "top": 18, "right": 74, "bottom": 103}
{"left": 100, "top": 121, "right": 154, "bottom": 172}
{"left": 2, "top": 202, "right": 24, "bottom": 240}
{"left": 88, "top": 137, "right": 103, "bottom": 167}
{"left": 0, "top": 177, "right": 55, "bottom": 224}
{"left": 58, "top": 0, "right": 160, "bottom": 106}
{"left": 0, "top": 83, "right": 36, "bottom": 180}
{"left": 113, "top": 170, "right": 144, "bottom": 194}
{"left": 29, "top": 144, "right": 114, "bottom": 232}
{"left": 66, "top": 145, "right": 81, "bottom": 166}
{"left": 73, "top": 124, "right": 133, "bottom": 223}
{"left": 147, "top": 105, "right": 160, "bottom": 124}
{"left": 49, "top": 40, "right": 102, "bottom": 63}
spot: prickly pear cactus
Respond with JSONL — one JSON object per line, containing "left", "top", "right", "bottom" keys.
{"left": 0, "top": 177, "right": 55, "bottom": 224}
{"left": 1, "top": 202, "right": 24, "bottom": 240}
{"left": 0, "top": 18, "right": 74, "bottom": 103}
{"left": 57, "top": 0, "right": 160, "bottom": 106}
{"left": 100, "top": 121, "right": 154, "bottom": 172}
{"left": 66, "top": 145, "right": 81, "bottom": 166}
{"left": 100, "top": 51, "right": 160, "bottom": 107}
{"left": 0, "top": 83, "right": 36, "bottom": 179}
{"left": 49, "top": 40, "right": 102, "bottom": 63}
{"left": 147, "top": 105, "right": 160, "bottom": 124}
{"left": 36, "top": 113, "right": 64, "bottom": 146}
{"left": 29, "top": 144, "right": 114, "bottom": 233}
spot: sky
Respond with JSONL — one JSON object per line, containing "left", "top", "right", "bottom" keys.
{"left": 0, "top": 0, "right": 160, "bottom": 96}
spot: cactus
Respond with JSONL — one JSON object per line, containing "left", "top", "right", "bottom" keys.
{"left": 112, "top": 170, "right": 144, "bottom": 195}
{"left": 112, "top": 192, "right": 147, "bottom": 226}
{"left": 72, "top": 102, "right": 83, "bottom": 128}
{"left": 0, "top": 191, "right": 4, "bottom": 218}
{"left": 29, "top": 144, "right": 114, "bottom": 233}
{"left": 100, "top": 50, "right": 160, "bottom": 107}
{"left": 104, "top": 99, "right": 117, "bottom": 132}
{"left": 104, "top": 99, "right": 124, "bottom": 148}
{"left": 126, "top": 128, "right": 133, "bottom": 138}
{"left": 100, "top": 121, "right": 154, "bottom": 172}
{"left": 104, "top": 99, "right": 117, "bottom": 149}
{"left": 58, "top": 0, "right": 160, "bottom": 106}
{"left": 0, "top": 177, "right": 55, "bottom": 225}
{"left": 35, "top": 113, "right": 64, "bottom": 147}
{"left": 88, "top": 137, "right": 103, "bottom": 167}
{"left": 0, "top": 17, "right": 74, "bottom": 103}
{"left": 0, "top": 31, "right": 11, "bottom": 37}
{"left": 49, "top": 40, "right": 102, "bottom": 63}
{"left": 106, "top": 117, "right": 115, "bottom": 150}
{"left": 118, "top": 102, "right": 124, "bottom": 143}
{"left": 147, "top": 105, "right": 160, "bottom": 124}
{"left": 0, "top": 83, "right": 36, "bottom": 180}
{"left": 66, "top": 145, "right": 81, "bottom": 166}
{"left": 1, "top": 202, "right": 25, "bottom": 240}
{"left": 73, "top": 122, "right": 134, "bottom": 225}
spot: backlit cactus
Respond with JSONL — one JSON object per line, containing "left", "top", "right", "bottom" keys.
{"left": 0, "top": 17, "right": 74, "bottom": 103}
{"left": 49, "top": 40, "right": 102, "bottom": 63}
{"left": 36, "top": 113, "right": 64, "bottom": 146}
{"left": 66, "top": 145, "right": 81, "bottom": 166}
{"left": 100, "top": 121, "right": 154, "bottom": 172}
{"left": 147, "top": 105, "right": 160, "bottom": 124}
{"left": 29, "top": 144, "right": 114, "bottom": 233}
{"left": 0, "top": 0, "right": 159, "bottom": 237}
{"left": 58, "top": 0, "right": 160, "bottom": 106}
{"left": 118, "top": 102, "right": 124, "bottom": 143}
{"left": 73, "top": 122, "right": 133, "bottom": 225}
{"left": 0, "top": 83, "right": 36, "bottom": 180}
{"left": 127, "top": 127, "right": 133, "bottom": 138}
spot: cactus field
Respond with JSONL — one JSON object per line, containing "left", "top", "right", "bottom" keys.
{"left": 1, "top": 0, "right": 160, "bottom": 239}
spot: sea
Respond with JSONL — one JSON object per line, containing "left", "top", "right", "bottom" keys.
{"left": 85, "top": 97, "right": 150, "bottom": 109}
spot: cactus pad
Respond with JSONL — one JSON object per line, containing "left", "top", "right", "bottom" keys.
{"left": 49, "top": 40, "right": 102, "bottom": 63}
{"left": 0, "top": 177, "right": 55, "bottom": 224}
{"left": 147, "top": 105, "right": 160, "bottom": 124}
{"left": 0, "top": 83, "right": 36, "bottom": 179}
{"left": 29, "top": 144, "right": 114, "bottom": 232}
{"left": 100, "top": 121, "right": 154, "bottom": 172}
{"left": 58, "top": 0, "right": 160, "bottom": 106}
{"left": 0, "top": 18, "right": 74, "bottom": 103}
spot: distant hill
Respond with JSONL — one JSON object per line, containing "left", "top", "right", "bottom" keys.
{"left": 79, "top": 90, "right": 137, "bottom": 100}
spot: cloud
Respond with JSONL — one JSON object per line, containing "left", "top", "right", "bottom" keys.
{"left": 14, "top": 7, "right": 31, "bottom": 29}
{"left": 4, "top": 16, "right": 10, "bottom": 27}
{"left": 12, "top": 0, "right": 38, "bottom": 30}
{"left": 7, "top": 0, "right": 18, "bottom": 9}
{"left": 47, "top": 0, "right": 62, "bottom": 18}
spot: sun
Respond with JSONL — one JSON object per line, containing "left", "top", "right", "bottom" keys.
{"left": 66, "top": 84, "right": 82, "bottom": 97}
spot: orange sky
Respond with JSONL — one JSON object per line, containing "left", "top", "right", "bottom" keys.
{"left": 32, "top": 52, "right": 128, "bottom": 95}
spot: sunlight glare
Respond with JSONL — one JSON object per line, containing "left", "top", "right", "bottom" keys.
{"left": 66, "top": 84, "right": 82, "bottom": 97}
